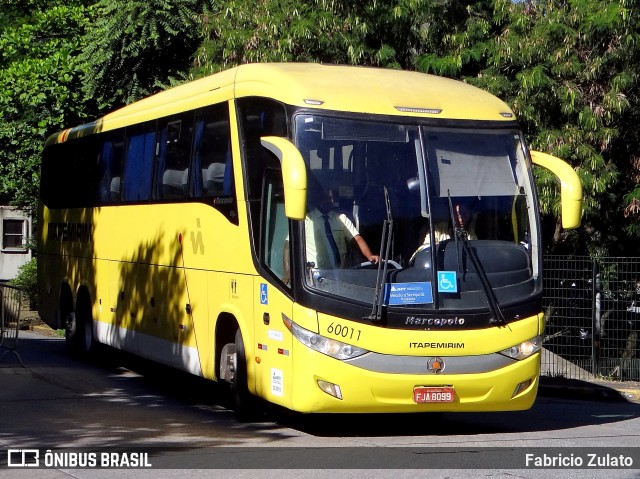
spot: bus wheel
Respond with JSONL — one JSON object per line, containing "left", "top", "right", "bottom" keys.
{"left": 232, "top": 329, "right": 257, "bottom": 420}
{"left": 76, "top": 292, "right": 95, "bottom": 355}
{"left": 64, "top": 310, "right": 78, "bottom": 350}
{"left": 67, "top": 292, "right": 95, "bottom": 355}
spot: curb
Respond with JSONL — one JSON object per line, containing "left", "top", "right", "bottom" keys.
{"left": 24, "top": 324, "right": 63, "bottom": 338}
{"left": 539, "top": 378, "right": 640, "bottom": 403}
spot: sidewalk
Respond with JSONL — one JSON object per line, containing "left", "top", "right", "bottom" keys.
{"left": 539, "top": 375, "right": 640, "bottom": 403}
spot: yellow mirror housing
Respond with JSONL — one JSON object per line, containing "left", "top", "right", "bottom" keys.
{"left": 530, "top": 150, "right": 582, "bottom": 229}
{"left": 260, "top": 136, "right": 307, "bottom": 220}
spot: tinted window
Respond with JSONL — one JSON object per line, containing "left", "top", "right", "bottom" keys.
{"left": 190, "top": 104, "right": 233, "bottom": 198}
{"left": 40, "top": 137, "right": 98, "bottom": 208}
{"left": 236, "top": 97, "right": 288, "bottom": 200}
{"left": 122, "top": 122, "right": 156, "bottom": 202}
{"left": 155, "top": 113, "right": 194, "bottom": 200}
{"left": 260, "top": 169, "right": 289, "bottom": 286}
{"left": 96, "top": 132, "right": 125, "bottom": 203}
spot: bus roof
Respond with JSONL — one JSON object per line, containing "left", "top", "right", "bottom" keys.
{"left": 46, "top": 63, "right": 516, "bottom": 145}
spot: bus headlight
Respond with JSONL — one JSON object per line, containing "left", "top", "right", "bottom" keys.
{"left": 500, "top": 335, "right": 543, "bottom": 360}
{"left": 283, "top": 316, "right": 369, "bottom": 360}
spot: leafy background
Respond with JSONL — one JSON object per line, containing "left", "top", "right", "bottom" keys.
{"left": 2, "top": 0, "right": 639, "bottom": 256}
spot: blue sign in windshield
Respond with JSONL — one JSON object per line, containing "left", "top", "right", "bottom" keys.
{"left": 385, "top": 282, "right": 433, "bottom": 305}
{"left": 438, "top": 271, "right": 458, "bottom": 293}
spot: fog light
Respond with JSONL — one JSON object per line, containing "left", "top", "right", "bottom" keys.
{"left": 512, "top": 378, "right": 533, "bottom": 398}
{"left": 317, "top": 380, "right": 343, "bottom": 400}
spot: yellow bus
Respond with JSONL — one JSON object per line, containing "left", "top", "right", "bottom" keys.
{"left": 38, "top": 63, "right": 582, "bottom": 414}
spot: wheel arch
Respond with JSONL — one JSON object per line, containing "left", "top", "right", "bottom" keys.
{"left": 214, "top": 312, "right": 240, "bottom": 381}
{"left": 58, "top": 282, "right": 74, "bottom": 329}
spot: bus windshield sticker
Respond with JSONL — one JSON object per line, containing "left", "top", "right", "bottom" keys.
{"left": 438, "top": 271, "right": 458, "bottom": 293}
{"left": 384, "top": 282, "right": 433, "bottom": 306}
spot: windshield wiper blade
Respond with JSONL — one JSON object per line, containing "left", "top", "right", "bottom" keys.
{"left": 366, "top": 187, "right": 393, "bottom": 322}
{"left": 446, "top": 194, "right": 507, "bottom": 326}
{"left": 459, "top": 233, "right": 507, "bottom": 325}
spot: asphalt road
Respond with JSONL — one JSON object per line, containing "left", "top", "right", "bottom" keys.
{"left": 1, "top": 331, "right": 639, "bottom": 479}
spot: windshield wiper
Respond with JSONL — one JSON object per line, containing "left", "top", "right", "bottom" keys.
{"left": 446, "top": 194, "right": 507, "bottom": 326}
{"left": 366, "top": 187, "right": 393, "bottom": 322}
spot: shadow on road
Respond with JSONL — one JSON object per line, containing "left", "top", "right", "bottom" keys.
{"left": 3, "top": 333, "right": 639, "bottom": 444}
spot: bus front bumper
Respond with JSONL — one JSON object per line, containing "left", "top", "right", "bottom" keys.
{"left": 287, "top": 346, "right": 540, "bottom": 413}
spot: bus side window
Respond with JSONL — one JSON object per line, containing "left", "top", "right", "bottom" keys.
{"left": 97, "top": 132, "right": 125, "bottom": 204}
{"left": 122, "top": 122, "right": 156, "bottom": 202}
{"left": 155, "top": 112, "right": 194, "bottom": 200}
{"left": 236, "top": 97, "right": 288, "bottom": 201}
{"left": 261, "top": 169, "right": 289, "bottom": 285}
{"left": 237, "top": 98, "right": 288, "bottom": 253}
{"left": 42, "top": 138, "right": 100, "bottom": 208}
{"left": 191, "top": 103, "right": 233, "bottom": 198}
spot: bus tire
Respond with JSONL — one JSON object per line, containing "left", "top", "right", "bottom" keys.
{"left": 63, "top": 310, "right": 77, "bottom": 351}
{"left": 77, "top": 291, "right": 95, "bottom": 355}
{"left": 232, "top": 329, "right": 257, "bottom": 420}
{"left": 67, "top": 290, "right": 95, "bottom": 356}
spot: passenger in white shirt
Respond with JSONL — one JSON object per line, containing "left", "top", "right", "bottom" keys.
{"left": 424, "top": 203, "right": 476, "bottom": 245}
{"left": 410, "top": 203, "right": 476, "bottom": 263}
{"left": 283, "top": 189, "right": 379, "bottom": 284}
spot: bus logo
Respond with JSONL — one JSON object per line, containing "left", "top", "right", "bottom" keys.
{"left": 427, "top": 357, "right": 445, "bottom": 374}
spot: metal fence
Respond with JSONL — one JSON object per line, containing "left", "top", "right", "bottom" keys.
{"left": 542, "top": 256, "right": 640, "bottom": 381}
{"left": 0, "top": 283, "right": 24, "bottom": 367}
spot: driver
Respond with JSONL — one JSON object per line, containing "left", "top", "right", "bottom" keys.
{"left": 282, "top": 188, "right": 379, "bottom": 286}
{"left": 305, "top": 188, "right": 379, "bottom": 268}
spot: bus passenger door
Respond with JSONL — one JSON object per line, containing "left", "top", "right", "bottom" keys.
{"left": 253, "top": 279, "right": 293, "bottom": 405}
{"left": 253, "top": 169, "right": 294, "bottom": 405}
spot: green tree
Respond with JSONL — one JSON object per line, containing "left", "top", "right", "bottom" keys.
{"left": 416, "top": 0, "right": 640, "bottom": 255}
{"left": 80, "top": 0, "right": 211, "bottom": 110}
{"left": 4, "top": 0, "right": 638, "bottom": 256}
{"left": 191, "top": 0, "right": 454, "bottom": 76}
{"left": 192, "top": 0, "right": 353, "bottom": 76}
{"left": 0, "top": 1, "right": 92, "bottom": 211}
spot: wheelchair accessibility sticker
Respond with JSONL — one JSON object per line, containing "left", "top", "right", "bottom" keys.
{"left": 438, "top": 271, "right": 457, "bottom": 293}
{"left": 260, "top": 283, "right": 268, "bottom": 305}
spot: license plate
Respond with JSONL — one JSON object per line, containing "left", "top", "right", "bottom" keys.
{"left": 413, "top": 386, "right": 455, "bottom": 403}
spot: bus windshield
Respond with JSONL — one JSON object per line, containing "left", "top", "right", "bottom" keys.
{"left": 294, "top": 114, "right": 540, "bottom": 313}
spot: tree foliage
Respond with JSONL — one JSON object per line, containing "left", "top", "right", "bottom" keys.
{"left": 415, "top": 0, "right": 640, "bottom": 254}
{"left": 192, "top": 0, "right": 454, "bottom": 75}
{"left": 0, "top": 1, "right": 91, "bottom": 211}
{"left": 2, "top": 0, "right": 640, "bottom": 255}
{"left": 80, "top": 0, "right": 211, "bottom": 109}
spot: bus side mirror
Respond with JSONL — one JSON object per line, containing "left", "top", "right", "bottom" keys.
{"left": 530, "top": 150, "right": 582, "bottom": 229}
{"left": 260, "top": 137, "right": 307, "bottom": 220}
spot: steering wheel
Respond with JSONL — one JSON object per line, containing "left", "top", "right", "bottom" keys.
{"left": 355, "top": 259, "right": 402, "bottom": 270}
